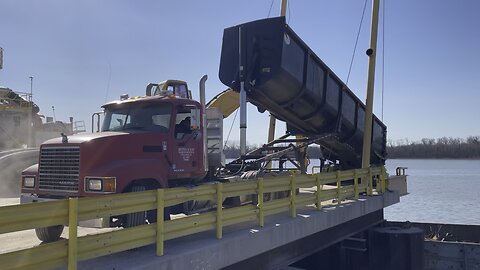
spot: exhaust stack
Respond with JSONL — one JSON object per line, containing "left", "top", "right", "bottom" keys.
{"left": 199, "top": 75, "right": 208, "bottom": 171}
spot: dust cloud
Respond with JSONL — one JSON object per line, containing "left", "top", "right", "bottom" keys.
{"left": 0, "top": 149, "right": 39, "bottom": 198}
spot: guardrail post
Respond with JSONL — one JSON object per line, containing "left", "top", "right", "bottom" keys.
{"left": 368, "top": 167, "right": 373, "bottom": 196}
{"left": 216, "top": 182, "right": 223, "bottom": 239}
{"left": 336, "top": 171, "right": 341, "bottom": 205}
{"left": 316, "top": 174, "right": 322, "bottom": 210}
{"left": 290, "top": 173, "right": 296, "bottom": 218}
{"left": 68, "top": 197, "right": 78, "bottom": 270}
{"left": 257, "top": 178, "right": 264, "bottom": 227}
{"left": 380, "top": 166, "right": 386, "bottom": 193}
{"left": 156, "top": 189, "right": 165, "bottom": 256}
{"left": 354, "top": 170, "right": 359, "bottom": 200}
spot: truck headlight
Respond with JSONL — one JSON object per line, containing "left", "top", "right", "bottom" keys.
{"left": 23, "top": 176, "right": 35, "bottom": 188}
{"left": 87, "top": 178, "right": 102, "bottom": 191}
{"left": 85, "top": 177, "right": 116, "bottom": 192}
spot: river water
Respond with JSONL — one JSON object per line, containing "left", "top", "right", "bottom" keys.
{"left": 235, "top": 158, "right": 480, "bottom": 225}
{"left": 384, "top": 159, "right": 480, "bottom": 225}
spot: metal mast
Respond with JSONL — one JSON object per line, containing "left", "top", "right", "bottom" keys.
{"left": 239, "top": 25, "right": 247, "bottom": 156}
{"left": 361, "top": 0, "right": 381, "bottom": 168}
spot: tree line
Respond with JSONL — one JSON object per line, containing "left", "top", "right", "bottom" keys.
{"left": 387, "top": 136, "right": 480, "bottom": 159}
{"left": 223, "top": 143, "right": 259, "bottom": 159}
{"left": 223, "top": 136, "right": 480, "bottom": 160}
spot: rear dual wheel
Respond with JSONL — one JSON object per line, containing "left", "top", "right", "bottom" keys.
{"left": 123, "top": 184, "right": 170, "bottom": 228}
{"left": 242, "top": 170, "right": 291, "bottom": 205}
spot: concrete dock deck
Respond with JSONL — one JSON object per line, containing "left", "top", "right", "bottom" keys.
{"left": 76, "top": 191, "right": 399, "bottom": 270}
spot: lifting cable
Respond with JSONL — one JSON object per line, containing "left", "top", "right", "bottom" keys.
{"left": 267, "top": 0, "right": 291, "bottom": 23}
{"left": 224, "top": 108, "right": 239, "bottom": 148}
{"left": 267, "top": 0, "right": 275, "bottom": 18}
{"left": 346, "top": 0, "right": 369, "bottom": 86}
{"left": 346, "top": 0, "right": 387, "bottom": 121}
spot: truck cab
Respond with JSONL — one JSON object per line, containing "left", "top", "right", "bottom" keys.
{"left": 21, "top": 82, "right": 205, "bottom": 201}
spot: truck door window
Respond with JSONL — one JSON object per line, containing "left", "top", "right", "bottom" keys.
{"left": 175, "top": 106, "right": 193, "bottom": 139}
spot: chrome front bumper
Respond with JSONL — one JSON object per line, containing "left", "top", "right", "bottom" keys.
{"left": 20, "top": 194, "right": 56, "bottom": 204}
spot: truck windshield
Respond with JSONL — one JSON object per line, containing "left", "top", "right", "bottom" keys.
{"left": 102, "top": 103, "right": 172, "bottom": 132}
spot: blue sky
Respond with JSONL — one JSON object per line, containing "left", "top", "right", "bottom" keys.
{"left": 1, "top": 0, "right": 479, "bottom": 145}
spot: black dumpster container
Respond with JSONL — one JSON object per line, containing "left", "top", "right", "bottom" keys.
{"left": 219, "top": 17, "right": 386, "bottom": 167}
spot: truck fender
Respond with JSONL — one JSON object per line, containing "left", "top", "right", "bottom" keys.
{"left": 22, "top": 163, "right": 39, "bottom": 175}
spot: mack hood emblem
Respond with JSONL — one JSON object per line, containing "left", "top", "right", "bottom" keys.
{"left": 61, "top": 133, "right": 68, "bottom": 143}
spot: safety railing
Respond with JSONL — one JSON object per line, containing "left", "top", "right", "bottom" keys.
{"left": 0, "top": 166, "right": 386, "bottom": 270}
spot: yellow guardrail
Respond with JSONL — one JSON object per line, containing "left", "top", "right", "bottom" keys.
{"left": 0, "top": 166, "right": 387, "bottom": 270}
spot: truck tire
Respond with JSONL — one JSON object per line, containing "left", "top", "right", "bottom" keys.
{"left": 35, "top": 225, "right": 64, "bottom": 242}
{"left": 242, "top": 170, "right": 271, "bottom": 205}
{"left": 224, "top": 196, "right": 241, "bottom": 207}
{"left": 243, "top": 170, "right": 291, "bottom": 204}
{"left": 123, "top": 185, "right": 147, "bottom": 227}
{"left": 147, "top": 205, "right": 171, "bottom": 223}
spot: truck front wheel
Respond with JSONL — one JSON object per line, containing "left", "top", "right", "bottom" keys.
{"left": 123, "top": 185, "right": 147, "bottom": 227}
{"left": 35, "top": 225, "right": 64, "bottom": 242}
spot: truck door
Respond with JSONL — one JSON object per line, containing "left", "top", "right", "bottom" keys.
{"left": 171, "top": 104, "right": 203, "bottom": 179}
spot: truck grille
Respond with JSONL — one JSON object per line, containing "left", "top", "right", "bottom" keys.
{"left": 39, "top": 146, "right": 80, "bottom": 192}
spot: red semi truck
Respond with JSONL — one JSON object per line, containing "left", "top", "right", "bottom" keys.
{"left": 20, "top": 78, "right": 231, "bottom": 241}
